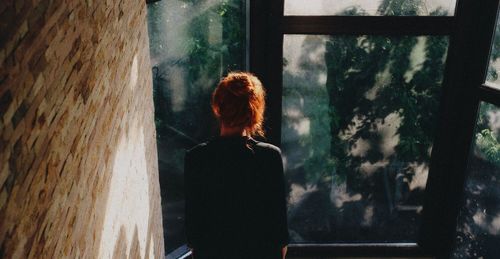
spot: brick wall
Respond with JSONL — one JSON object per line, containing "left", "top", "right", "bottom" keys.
{"left": 0, "top": 0, "right": 165, "bottom": 258}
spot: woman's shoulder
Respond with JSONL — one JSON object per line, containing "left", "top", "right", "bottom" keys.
{"left": 255, "top": 140, "right": 281, "bottom": 153}
{"left": 252, "top": 140, "right": 282, "bottom": 155}
{"left": 186, "top": 137, "right": 282, "bottom": 157}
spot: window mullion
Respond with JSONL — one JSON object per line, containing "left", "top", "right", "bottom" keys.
{"left": 282, "top": 16, "right": 455, "bottom": 35}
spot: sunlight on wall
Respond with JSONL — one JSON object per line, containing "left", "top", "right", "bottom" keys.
{"left": 487, "top": 109, "right": 500, "bottom": 133}
{"left": 341, "top": 112, "right": 401, "bottom": 160}
{"left": 472, "top": 212, "right": 500, "bottom": 235}
{"left": 289, "top": 183, "right": 318, "bottom": 206}
{"left": 98, "top": 123, "right": 151, "bottom": 259}
{"left": 362, "top": 205, "right": 375, "bottom": 227}
{"left": 349, "top": 138, "right": 371, "bottom": 157}
{"left": 365, "top": 62, "right": 392, "bottom": 101}
{"left": 404, "top": 37, "right": 427, "bottom": 83}
{"left": 408, "top": 162, "right": 429, "bottom": 191}
{"left": 330, "top": 182, "right": 362, "bottom": 208}
{"left": 377, "top": 112, "right": 401, "bottom": 157}
{"left": 294, "top": 118, "right": 311, "bottom": 136}
{"left": 130, "top": 55, "right": 139, "bottom": 90}
{"left": 359, "top": 160, "right": 389, "bottom": 176}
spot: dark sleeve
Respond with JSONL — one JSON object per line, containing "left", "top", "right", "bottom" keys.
{"left": 184, "top": 150, "right": 202, "bottom": 248}
{"left": 270, "top": 148, "right": 290, "bottom": 247}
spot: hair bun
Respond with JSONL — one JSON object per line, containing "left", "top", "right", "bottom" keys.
{"left": 225, "top": 74, "right": 253, "bottom": 98}
{"left": 211, "top": 72, "right": 266, "bottom": 137}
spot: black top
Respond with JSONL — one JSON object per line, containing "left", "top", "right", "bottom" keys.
{"left": 184, "top": 135, "right": 289, "bottom": 259}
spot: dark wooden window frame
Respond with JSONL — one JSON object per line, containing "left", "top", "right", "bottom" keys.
{"left": 249, "top": 0, "right": 500, "bottom": 258}
{"left": 419, "top": 0, "right": 500, "bottom": 258}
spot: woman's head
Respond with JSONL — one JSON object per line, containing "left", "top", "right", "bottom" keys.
{"left": 211, "top": 72, "right": 266, "bottom": 137}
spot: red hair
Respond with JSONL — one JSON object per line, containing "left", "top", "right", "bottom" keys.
{"left": 211, "top": 72, "right": 266, "bottom": 137}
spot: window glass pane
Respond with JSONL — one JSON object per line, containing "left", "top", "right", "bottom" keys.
{"left": 486, "top": 11, "right": 500, "bottom": 88}
{"left": 282, "top": 34, "right": 449, "bottom": 242}
{"left": 452, "top": 102, "right": 500, "bottom": 258}
{"left": 284, "top": 0, "right": 456, "bottom": 16}
{"left": 146, "top": 0, "right": 246, "bottom": 254}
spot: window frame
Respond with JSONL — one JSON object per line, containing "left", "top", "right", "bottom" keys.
{"left": 419, "top": 0, "right": 500, "bottom": 258}
{"left": 249, "top": 0, "right": 500, "bottom": 257}
{"left": 145, "top": 0, "right": 500, "bottom": 257}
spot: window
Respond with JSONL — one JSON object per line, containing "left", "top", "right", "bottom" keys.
{"left": 146, "top": 0, "right": 247, "bottom": 255}
{"left": 146, "top": 0, "right": 500, "bottom": 257}
{"left": 253, "top": 0, "right": 454, "bottom": 255}
{"left": 452, "top": 102, "right": 500, "bottom": 258}
{"left": 448, "top": 3, "right": 500, "bottom": 258}
{"left": 252, "top": 0, "right": 500, "bottom": 257}
{"left": 282, "top": 34, "right": 449, "bottom": 243}
{"left": 487, "top": 12, "right": 500, "bottom": 88}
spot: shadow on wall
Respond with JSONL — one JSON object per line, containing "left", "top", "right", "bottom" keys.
{"left": 113, "top": 226, "right": 148, "bottom": 259}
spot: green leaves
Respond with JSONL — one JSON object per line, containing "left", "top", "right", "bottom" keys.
{"left": 475, "top": 103, "right": 500, "bottom": 167}
{"left": 476, "top": 129, "right": 500, "bottom": 167}
{"left": 325, "top": 34, "right": 447, "bottom": 180}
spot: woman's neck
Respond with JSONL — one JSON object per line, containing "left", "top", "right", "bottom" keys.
{"left": 220, "top": 125, "right": 247, "bottom": 137}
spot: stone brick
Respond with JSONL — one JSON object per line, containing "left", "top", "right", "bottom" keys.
{"left": 11, "top": 99, "right": 28, "bottom": 129}
{"left": 0, "top": 163, "right": 9, "bottom": 189}
{"left": 0, "top": 91, "right": 13, "bottom": 116}
{"left": 0, "top": 6, "right": 16, "bottom": 47}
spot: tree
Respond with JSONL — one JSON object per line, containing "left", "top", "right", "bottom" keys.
{"left": 284, "top": 0, "right": 450, "bottom": 242}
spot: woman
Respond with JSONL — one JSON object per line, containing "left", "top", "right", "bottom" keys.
{"left": 184, "top": 72, "right": 289, "bottom": 259}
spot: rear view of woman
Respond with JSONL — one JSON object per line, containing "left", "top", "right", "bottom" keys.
{"left": 184, "top": 72, "right": 289, "bottom": 259}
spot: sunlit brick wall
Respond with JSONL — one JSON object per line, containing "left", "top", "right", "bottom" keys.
{"left": 0, "top": 0, "right": 164, "bottom": 258}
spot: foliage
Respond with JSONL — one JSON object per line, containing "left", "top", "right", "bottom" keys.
{"left": 281, "top": 0, "right": 451, "bottom": 242}
{"left": 474, "top": 103, "right": 500, "bottom": 167}
{"left": 147, "top": 0, "right": 500, "bottom": 246}
{"left": 487, "top": 15, "right": 500, "bottom": 82}
{"left": 476, "top": 129, "right": 500, "bottom": 166}
{"left": 149, "top": 0, "right": 245, "bottom": 142}
{"left": 147, "top": 1, "right": 246, "bottom": 253}
{"left": 322, "top": 3, "right": 448, "bottom": 193}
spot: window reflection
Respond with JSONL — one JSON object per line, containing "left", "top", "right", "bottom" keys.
{"left": 146, "top": 0, "right": 246, "bottom": 254}
{"left": 452, "top": 102, "right": 500, "bottom": 258}
{"left": 284, "top": 0, "right": 456, "bottom": 16}
{"left": 282, "top": 34, "right": 449, "bottom": 242}
{"left": 486, "top": 10, "right": 500, "bottom": 88}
